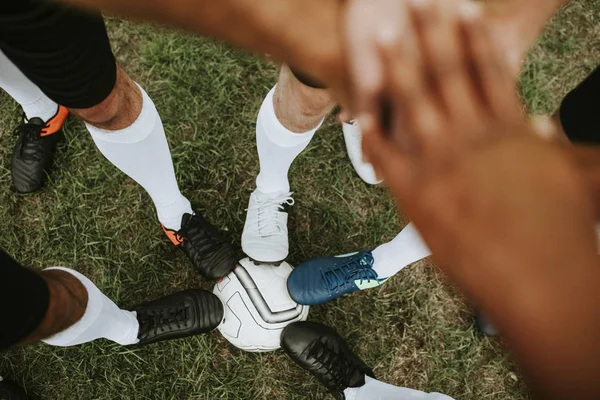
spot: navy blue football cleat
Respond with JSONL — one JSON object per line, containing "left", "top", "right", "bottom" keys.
{"left": 287, "top": 251, "right": 387, "bottom": 305}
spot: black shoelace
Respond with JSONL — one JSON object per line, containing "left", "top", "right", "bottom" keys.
{"left": 13, "top": 118, "right": 44, "bottom": 162}
{"left": 304, "top": 338, "right": 360, "bottom": 391}
{"left": 178, "top": 214, "right": 223, "bottom": 249}
{"left": 138, "top": 304, "right": 190, "bottom": 338}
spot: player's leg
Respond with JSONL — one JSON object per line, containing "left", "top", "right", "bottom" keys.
{"left": 290, "top": 71, "right": 381, "bottom": 185}
{"left": 282, "top": 322, "right": 454, "bottom": 400}
{"left": 0, "top": 1, "right": 236, "bottom": 279}
{"left": 242, "top": 64, "right": 334, "bottom": 262}
{"left": 0, "top": 50, "right": 68, "bottom": 193}
{"left": 287, "top": 222, "right": 431, "bottom": 305}
{"left": 0, "top": 249, "right": 223, "bottom": 349}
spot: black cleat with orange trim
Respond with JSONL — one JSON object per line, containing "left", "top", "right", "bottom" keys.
{"left": 162, "top": 212, "right": 237, "bottom": 280}
{"left": 11, "top": 105, "right": 68, "bottom": 193}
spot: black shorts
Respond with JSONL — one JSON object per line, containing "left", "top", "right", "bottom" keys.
{"left": 560, "top": 65, "right": 600, "bottom": 145}
{"left": 290, "top": 68, "right": 326, "bottom": 89}
{"left": 0, "top": 249, "right": 50, "bottom": 350}
{"left": 0, "top": 1, "right": 116, "bottom": 109}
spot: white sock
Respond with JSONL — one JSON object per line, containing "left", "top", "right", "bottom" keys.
{"left": 255, "top": 86, "right": 322, "bottom": 194}
{"left": 0, "top": 50, "right": 58, "bottom": 121}
{"left": 86, "top": 85, "right": 192, "bottom": 230}
{"left": 344, "top": 376, "right": 454, "bottom": 400}
{"left": 372, "top": 222, "right": 431, "bottom": 279}
{"left": 41, "top": 267, "right": 139, "bottom": 347}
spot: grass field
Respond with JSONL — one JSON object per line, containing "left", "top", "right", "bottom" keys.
{"left": 0, "top": 2, "right": 599, "bottom": 399}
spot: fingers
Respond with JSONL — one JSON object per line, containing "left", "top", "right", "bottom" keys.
{"left": 358, "top": 0, "right": 528, "bottom": 199}
{"left": 412, "top": 0, "right": 486, "bottom": 133}
{"left": 345, "top": 0, "right": 385, "bottom": 113}
{"left": 461, "top": 5, "right": 523, "bottom": 123}
{"left": 377, "top": 0, "right": 456, "bottom": 162}
{"left": 344, "top": 0, "right": 411, "bottom": 131}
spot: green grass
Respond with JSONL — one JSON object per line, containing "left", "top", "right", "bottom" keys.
{"left": 0, "top": 2, "right": 598, "bottom": 398}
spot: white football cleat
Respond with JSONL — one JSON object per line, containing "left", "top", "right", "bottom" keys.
{"left": 242, "top": 189, "right": 294, "bottom": 262}
{"left": 342, "top": 120, "right": 382, "bottom": 185}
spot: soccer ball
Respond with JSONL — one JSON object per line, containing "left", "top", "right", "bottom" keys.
{"left": 213, "top": 257, "right": 310, "bottom": 352}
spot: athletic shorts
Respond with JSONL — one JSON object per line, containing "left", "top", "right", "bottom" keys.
{"left": 290, "top": 68, "right": 327, "bottom": 89}
{"left": 558, "top": 65, "right": 600, "bottom": 145}
{"left": 0, "top": 249, "right": 50, "bottom": 349}
{"left": 0, "top": 0, "right": 116, "bottom": 108}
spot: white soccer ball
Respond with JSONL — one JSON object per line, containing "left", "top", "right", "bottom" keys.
{"left": 213, "top": 257, "right": 309, "bottom": 352}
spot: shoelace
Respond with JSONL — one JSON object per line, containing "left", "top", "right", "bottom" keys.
{"left": 138, "top": 304, "right": 189, "bottom": 337}
{"left": 13, "top": 118, "right": 46, "bottom": 162}
{"left": 321, "top": 254, "right": 377, "bottom": 295}
{"left": 304, "top": 338, "right": 359, "bottom": 391}
{"left": 248, "top": 192, "right": 294, "bottom": 236}
{"left": 177, "top": 213, "right": 219, "bottom": 246}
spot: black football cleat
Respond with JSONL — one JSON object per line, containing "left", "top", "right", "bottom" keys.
{"left": 132, "top": 289, "right": 224, "bottom": 345}
{"left": 162, "top": 212, "right": 237, "bottom": 280}
{"left": 281, "top": 321, "right": 375, "bottom": 400}
{"left": 11, "top": 106, "right": 68, "bottom": 193}
{"left": 0, "top": 378, "right": 29, "bottom": 400}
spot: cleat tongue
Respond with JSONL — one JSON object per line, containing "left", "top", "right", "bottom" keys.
{"left": 26, "top": 117, "right": 45, "bottom": 127}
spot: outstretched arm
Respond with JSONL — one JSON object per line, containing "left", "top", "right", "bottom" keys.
{"left": 59, "top": 0, "right": 347, "bottom": 94}
{"left": 572, "top": 145, "right": 600, "bottom": 218}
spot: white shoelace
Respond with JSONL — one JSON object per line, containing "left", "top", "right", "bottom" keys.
{"left": 248, "top": 192, "right": 294, "bottom": 236}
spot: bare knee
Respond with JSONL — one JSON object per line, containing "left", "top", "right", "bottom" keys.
{"left": 70, "top": 66, "right": 142, "bottom": 130}
{"left": 274, "top": 64, "right": 336, "bottom": 132}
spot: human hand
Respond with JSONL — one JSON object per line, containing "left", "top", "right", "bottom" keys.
{"left": 360, "top": 0, "right": 596, "bottom": 289}
{"left": 361, "top": 6, "right": 600, "bottom": 396}
{"left": 483, "top": 1, "right": 541, "bottom": 76}
{"left": 342, "top": 0, "right": 415, "bottom": 124}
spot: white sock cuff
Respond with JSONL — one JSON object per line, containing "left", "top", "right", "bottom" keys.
{"left": 258, "top": 86, "right": 323, "bottom": 147}
{"left": 85, "top": 83, "right": 158, "bottom": 144}
{"left": 41, "top": 267, "right": 103, "bottom": 347}
{"left": 343, "top": 387, "right": 359, "bottom": 400}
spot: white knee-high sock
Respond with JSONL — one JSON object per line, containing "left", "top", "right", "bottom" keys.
{"left": 255, "top": 86, "right": 322, "bottom": 194}
{"left": 86, "top": 85, "right": 192, "bottom": 230}
{"left": 0, "top": 50, "right": 58, "bottom": 121}
{"left": 344, "top": 376, "right": 454, "bottom": 400}
{"left": 372, "top": 222, "right": 431, "bottom": 279}
{"left": 41, "top": 267, "right": 139, "bottom": 347}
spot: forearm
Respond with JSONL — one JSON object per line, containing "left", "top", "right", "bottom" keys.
{"left": 446, "top": 237, "right": 600, "bottom": 399}
{"left": 59, "top": 0, "right": 347, "bottom": 92}
{"left": 571, "top": 145, "right": 600, "bottom": 219}
{"left": 477, "top": 257, "right": 600, "bottom": 399}
{"left": 415, "top": 139, "right": 600, "bottom": 399}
